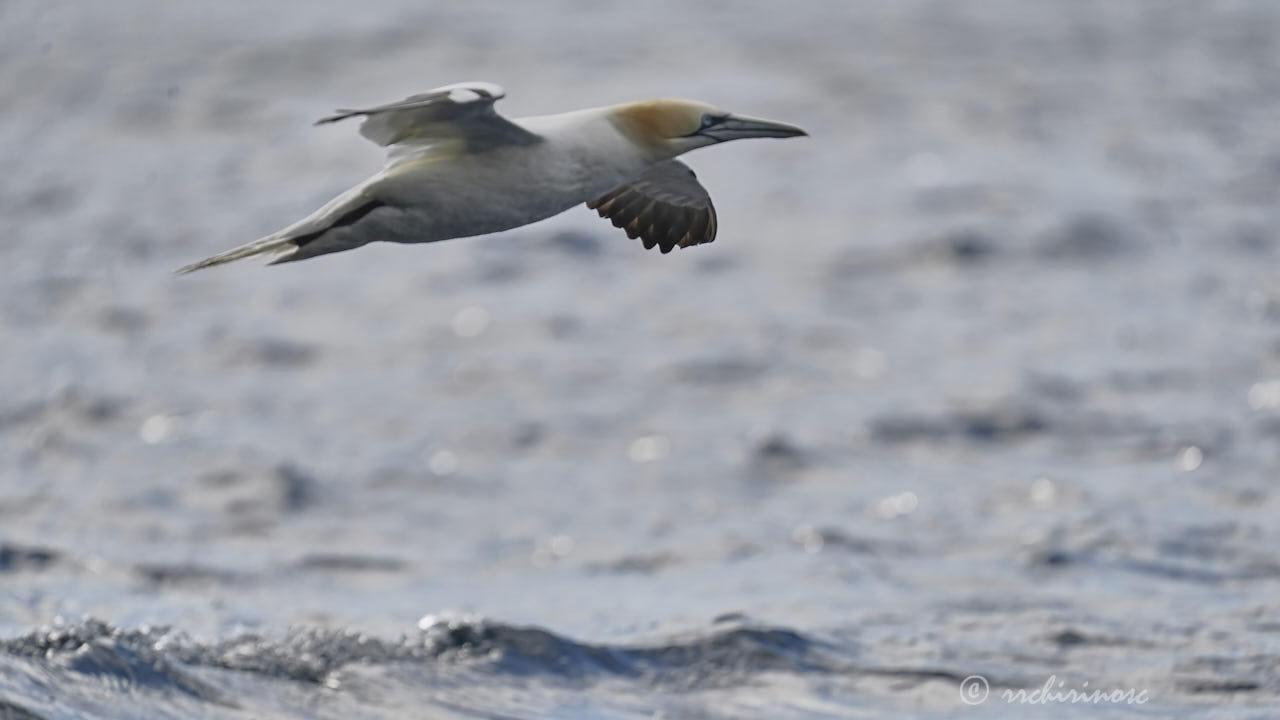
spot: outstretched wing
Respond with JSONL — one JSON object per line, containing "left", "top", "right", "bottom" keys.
{"left": 315, "top": 81, "right": 539, "bottom": 151}
{"left": 587, "top": 160, "right": 718, "bottom": 253}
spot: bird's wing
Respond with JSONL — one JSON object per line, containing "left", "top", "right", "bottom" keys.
{"left": 314, "top": 81, "right": 538, "bottom": 151}
{"left": 586, "top": 160, "right": 718, "bottom": 254}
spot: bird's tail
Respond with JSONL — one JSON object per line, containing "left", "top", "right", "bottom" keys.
{"left": 174, "top": 234, "right": 298, "bottom": 275}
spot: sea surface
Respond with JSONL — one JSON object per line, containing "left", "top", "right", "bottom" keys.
{"left": 1, "top": 1, "right": 1279, "bottom": 717}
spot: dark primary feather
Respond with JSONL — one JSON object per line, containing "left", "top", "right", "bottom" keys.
{"left": 287, "top": 199, "right": 387, "bottom": 249}
{"left": 587, "top": 160, "right": 718, "bottom": 253}
{"left": 265, "top": 198, "right": 391, "bottom": 266}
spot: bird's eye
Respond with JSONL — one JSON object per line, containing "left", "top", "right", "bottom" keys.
{"left": 700, "top": 114, "right": 718, "bottom": 129}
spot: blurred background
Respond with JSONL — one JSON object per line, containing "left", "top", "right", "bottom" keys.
{"left": 1, "top": 1, "right": 1278, "bottom": 717}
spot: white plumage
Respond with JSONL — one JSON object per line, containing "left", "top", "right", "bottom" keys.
{"left": 176, "top": 82, "right": 806, "bottom": 273}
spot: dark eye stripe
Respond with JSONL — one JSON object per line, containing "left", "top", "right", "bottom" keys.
{"left": 686, "top": 114, "right": 729, "bottom": 138}
{"left": 701, "top": 113, "right": 732, "bottom": 128}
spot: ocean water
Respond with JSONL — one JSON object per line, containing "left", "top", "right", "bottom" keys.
{"left": 1, "top": 1, "right": 1278, "bottom": 717}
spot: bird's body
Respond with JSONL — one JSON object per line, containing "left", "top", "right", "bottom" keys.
{"left": 177, "top": 83, "right": 805, "bottom": 273}
{"left": 368, "top": 108, "right": 653, "bottom": 239}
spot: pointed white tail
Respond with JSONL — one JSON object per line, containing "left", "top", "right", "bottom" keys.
{"left": 174, "top": 236, "right": 298, "bottom": 274}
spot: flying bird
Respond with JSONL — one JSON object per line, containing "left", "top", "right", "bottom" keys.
{"left": 176, "top": 82, "right": 806, "bottom": 273}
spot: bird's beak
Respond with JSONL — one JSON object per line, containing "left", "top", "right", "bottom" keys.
{"left": 701, "top": 114, "right": 808, "bottom": 142}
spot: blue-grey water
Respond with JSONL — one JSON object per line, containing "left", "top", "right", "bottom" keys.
{"left": 2, "top": 1, "right": 1279, "bottom": 717}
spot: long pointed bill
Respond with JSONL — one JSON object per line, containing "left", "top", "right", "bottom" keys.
{"left": 702, "top": 114, "right": 808, "bottom": 142}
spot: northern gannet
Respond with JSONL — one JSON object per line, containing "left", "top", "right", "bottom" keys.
{"left": 176, "top": 82, "right": 806, "bottom": 273}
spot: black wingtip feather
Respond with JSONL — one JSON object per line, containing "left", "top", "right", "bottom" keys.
{"left": 584, "top": 160, "right": 718, "bottom": 254}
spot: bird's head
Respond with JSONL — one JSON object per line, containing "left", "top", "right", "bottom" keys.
{"left": 608, "top": 99, "right": 807, "bottom": 159}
